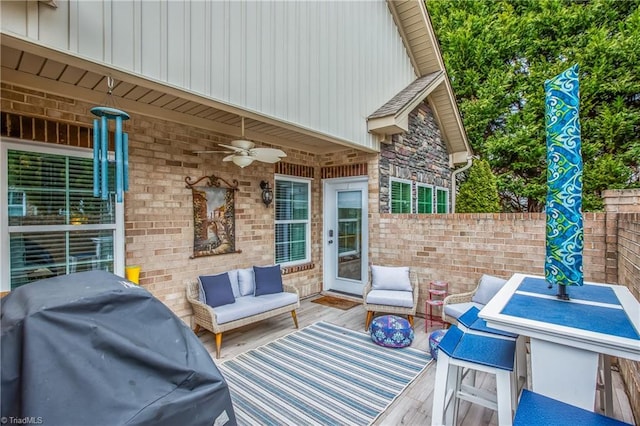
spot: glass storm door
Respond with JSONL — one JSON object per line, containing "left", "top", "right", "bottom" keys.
{"left": 323, "top": 178, "right": 368, "bottom": 295}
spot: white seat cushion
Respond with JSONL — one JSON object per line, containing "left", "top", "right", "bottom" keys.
{"left": 444, "top": 302, "right": 485, "bottom": 321}
{"left": 214, "top": 292, "right": 298, "bottom": 324}
{"left": 366, "top": 289, "right": 414, "bottom": 308}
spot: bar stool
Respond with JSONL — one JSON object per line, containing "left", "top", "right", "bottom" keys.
{"left": 457, "top": 306, "right": 527, "bottom": 391}
{"left": 514, "top": 389, "right": 631, "bottom": 425}
{"left": 431, "top": 325, "right": 517, "bottom": 426}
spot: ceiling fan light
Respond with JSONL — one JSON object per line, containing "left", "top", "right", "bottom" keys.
{"left": 232, "top": 155, "right": 255, "bottom": 168}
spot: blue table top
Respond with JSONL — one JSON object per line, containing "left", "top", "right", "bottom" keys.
{"left": 500, "top": 277, "right": 640, "bottom": 340}
{"left": 518, "top": 277, "right": 619, "bottom": 304}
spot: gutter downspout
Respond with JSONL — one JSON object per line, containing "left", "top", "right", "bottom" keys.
{"left": 450, "top": 156, "right": 474, "bottom": 213}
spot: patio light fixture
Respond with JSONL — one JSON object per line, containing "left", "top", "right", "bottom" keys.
{"left": 260, "top": 180, "right": 273, "bottom": 207}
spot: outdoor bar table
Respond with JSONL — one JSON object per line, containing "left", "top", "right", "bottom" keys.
{"left": 479, "top": 273, "right": 640, "bottom": 413}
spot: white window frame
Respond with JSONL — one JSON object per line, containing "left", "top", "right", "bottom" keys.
{"left": 389, "top": 177, "right": 413, "bottom": 214}
{"left": 274, "top": 175, "right": 311, "bottom": 267}
{"left": 1, "top": 139, "right": 125, "bottom": 292}
{"left": 436, "top": 187, "right": 450, "bottom": 213}
{"left": 416, "top": 183, "right": 435, "bottom": 214}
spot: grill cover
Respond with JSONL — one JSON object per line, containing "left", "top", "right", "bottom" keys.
{"left": 1, "top": 270, "right": 236, "bottom": 426}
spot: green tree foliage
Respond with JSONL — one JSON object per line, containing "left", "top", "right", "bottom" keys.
{"left": 427, "top": 0, "right": 640, "bottom": 211}
{"left": 456, "top": 159, "right": 502, "bottom": 213}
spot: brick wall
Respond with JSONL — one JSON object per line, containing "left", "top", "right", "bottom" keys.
{"left": 605, "top": 190, "right": 640, "bottom": 422}
{"left": 1, "top": 83, "right": 332, "bottom": 321}
{"left": 617, "top": 212, "right": 640, "bottom": 422}
{"left": 369, "top": 212, "right": 608, "bottom": 309}
{"left": 2, "top": 83, "right": 386, "bottom": 319}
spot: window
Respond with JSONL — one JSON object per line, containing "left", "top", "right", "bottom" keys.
{"left": 436, "top": 188, "right": 449, "bottom": 213}
{"left": 274, "top": 177, "right": 310, "bottom": 266}
{"left": 417, "top": 184, "right": 434, "bottom": 214}
{"left": 390, "top": 178, "right": 412, "bottom": 213}
{"left": 337, "top": 191, "right": 361, "bottom": 257}
{"left": 2, "top": 140, "right": 124, "bottom": 291}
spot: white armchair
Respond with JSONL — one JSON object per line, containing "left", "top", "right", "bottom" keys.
{"left": 363, "top": 265, "right": 419, "bottom": 330}
{"left": 441, "top": 274, "right": 507, "bottom": 325}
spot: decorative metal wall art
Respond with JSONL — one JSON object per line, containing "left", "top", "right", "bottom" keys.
{"left": 185, "top": 174, "right": 240, "bottom": 258}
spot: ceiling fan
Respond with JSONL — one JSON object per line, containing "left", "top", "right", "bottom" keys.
{"left": 194, "top": 117, "right": 286, "bottom": 168}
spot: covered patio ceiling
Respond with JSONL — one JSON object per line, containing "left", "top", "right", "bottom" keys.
{"left": 1, "top": 33, "right": 369, "bottom": 156}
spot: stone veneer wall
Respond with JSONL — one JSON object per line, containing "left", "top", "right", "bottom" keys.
{"left": 379, "top": 102, "right": 452, "bottom": 212}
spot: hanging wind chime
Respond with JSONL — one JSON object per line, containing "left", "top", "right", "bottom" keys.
{"left": 91, "top": 76, "right": 130, "bottom": 203}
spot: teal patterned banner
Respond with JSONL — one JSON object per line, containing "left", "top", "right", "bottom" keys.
{"left": 544, "top": 64, "right": 584, "bottom": 288}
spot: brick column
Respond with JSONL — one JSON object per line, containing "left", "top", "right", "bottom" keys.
{"left": 602, "top": 189, "right": 640, "bottom": 423}
{"left": 601, "top": 190, "right": 640, "bottom": 283}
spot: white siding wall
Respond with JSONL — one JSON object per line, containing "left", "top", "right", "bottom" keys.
{"left": 1, "top": 0, "right": 416, "bottom": 149}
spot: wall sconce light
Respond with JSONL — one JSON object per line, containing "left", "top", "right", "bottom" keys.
{"left": 260, "top": 180, "right": 273, "bottom": 207}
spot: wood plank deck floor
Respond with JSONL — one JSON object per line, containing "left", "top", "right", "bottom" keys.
{"left": 196, "top": 294, "right": 635, "bottom": 425}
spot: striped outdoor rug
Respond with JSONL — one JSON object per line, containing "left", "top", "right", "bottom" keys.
{"left": 218, "top": 321, "right": 432, "bottom": 426}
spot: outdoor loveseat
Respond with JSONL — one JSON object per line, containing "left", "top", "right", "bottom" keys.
{"left": 186, "top": 265, "right": 299, "bottom": 358}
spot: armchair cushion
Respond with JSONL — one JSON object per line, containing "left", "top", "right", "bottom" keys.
{"left": 444, "top": 302, "right": 484, "bottom": 320}
{"left": 199, "top": 273, "right": 236, "bottom": 308}
{"left": 237, "top": 268, "right": 256, "bottom": 296}
{"left": 253, "top": 265, "right": 284, "bottom": 296}
{"left": 471, "top": 274, "right": 507, "bottom": 305}
{"left": 366, "top": 289, "right": 414, "bottom": 308}
{"left": 371, "top": 265, "right": 412, "bottom": 292}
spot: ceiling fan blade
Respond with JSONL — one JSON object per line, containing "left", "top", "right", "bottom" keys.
{"left": 193, "top": 149, "right": 234, "bottom": 154}
{"left": 254, "top": 156, "right": 284, "bottom": 164}
{"left": 222, "top": 154, "right": 236, "bottom": 162}
{"left": 218, "top": 143, "right": 245, "bottom": 153}
{"left": 250, "top": 148, "right": 287, "bottom": 158}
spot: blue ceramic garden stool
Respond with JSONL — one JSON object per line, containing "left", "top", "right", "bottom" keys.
{"left": 370, "top": 315, "right": 414, "bottom": 348}
{"left": 428, "top": 329, "right": 447, "bottom": 360}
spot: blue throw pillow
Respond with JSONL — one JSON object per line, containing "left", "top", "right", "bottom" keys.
{"left": 199, "top": 273, "right": 236, "bottom": 308}
{"left": 253, "top": 265, "right": 284, "bottom": 296}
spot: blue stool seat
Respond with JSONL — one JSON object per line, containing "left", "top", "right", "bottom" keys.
{"left": 432, "top": 325, "right": 517, "bottom": 425}
{"left": 458, "top": 306, "right": 518, "bottom": 338}
{"left": 514, "top": 389, "right": 631, "bottom": 426}
{"left": 370, "top": 315, "right": 414, "bottom": 348}
{"left": 458, "top": 306, "right": 527, "bottom": 397}
{"left": 438, "top": 325, "right": 516, "bottom": 370}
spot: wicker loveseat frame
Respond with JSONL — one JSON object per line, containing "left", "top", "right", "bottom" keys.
{"left": 186, "top": 280, "right": 299, "bottom": 358}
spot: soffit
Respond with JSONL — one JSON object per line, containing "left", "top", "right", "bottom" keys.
{"left": 1, "top": 34, "right": 367, "bottom": 156}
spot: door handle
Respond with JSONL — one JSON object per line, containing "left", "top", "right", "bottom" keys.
{"left": 328, "top": 240, "right": 333, "bottom": 244}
